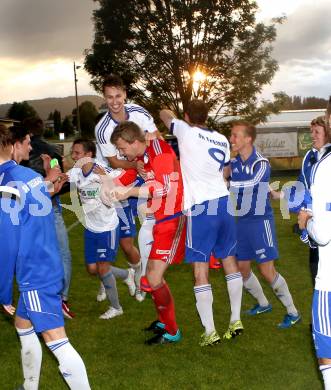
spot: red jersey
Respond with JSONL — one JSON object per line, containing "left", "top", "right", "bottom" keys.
{"left": 119, "top": 139, "right": 184, "bottom": 222}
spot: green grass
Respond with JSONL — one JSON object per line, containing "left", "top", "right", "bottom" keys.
{"left": 0, "top": 188, "right": 323, "bottom": 390}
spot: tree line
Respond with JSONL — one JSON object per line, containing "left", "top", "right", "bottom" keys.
{"left": 7, "top": 101, "right": 99, "bottom": 138}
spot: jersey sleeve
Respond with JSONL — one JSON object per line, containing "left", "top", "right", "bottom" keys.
{"left": 170, "top": 118, "right": 189, "bottom": 141}
{"left": 230, "top": 160, "right": 270, "bottom": 189}
{"left": 116, "top": 169, "right": 138, "bottom": 186}
{"left": 307, "top": 160, "right": 331, "bottom": 246}
{"left": 141, "top": 112, "right": 157, "bottom": 133}
{"left": 98, "top": 141, "right": 118, "bottom": 158}
{"left": 224, "top": 139, "right": 231, "bottom": 166}
{"left": 0, "top": 198, "right": 20, "bottom": 305}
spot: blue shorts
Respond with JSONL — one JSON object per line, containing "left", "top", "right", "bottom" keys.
{"left": 236, "top": 218, "right": 278, "bottom": 263}
{"left": 84, "top": 226, "right": 120, "bottom": 264}
{"left": 312, "top": 290, "right": 331, "bottom": 359}
{"left": 128, "top": 176, "right": 145, "bottom": 217}
{"left": 116, "top": 204, "right": 137, "bottom": 239}
{"left": 16, "top": 281, "right": 64, "bottom": 333}
{"left": 185, "top": 197, "right": 237, "bottom": 262}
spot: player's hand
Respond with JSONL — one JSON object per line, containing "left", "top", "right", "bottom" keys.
{"left": 93, "top": 165, "right": 107, "bottom": 176}
{"left": 40, "top": 153, "right": 52, "bottom": 174}
{"left": 298, "top": 209, "right": 312, "bottom": 230}
{"left": 45, "top": 166, "right": 62, "bottom": 183}
{"left": 110, "top": 186, "right": 131, "bottom": 202}
{"left": 3, "top": 304, "right": 15, "bottom": 316}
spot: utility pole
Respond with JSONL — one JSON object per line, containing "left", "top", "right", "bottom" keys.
{"left": 74, "top": 61, "right": 81, "bottom": 136}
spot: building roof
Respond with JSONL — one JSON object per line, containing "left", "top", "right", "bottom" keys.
{"left": 257, "top": 109, "right": 326, "bottom": 129}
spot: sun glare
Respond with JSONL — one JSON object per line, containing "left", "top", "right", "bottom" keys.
{"left": 192, "top": 70, "right": 206, "bottom": 83}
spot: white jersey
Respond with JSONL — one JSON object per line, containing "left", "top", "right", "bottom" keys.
{"left": 95, "top": 103, "right": 157, "bottom": 166}
{"left": 171, "top": 118, "right": 230, "bottom": 209}
{"left": 307, "top": 150, "right": 331, "bottom": 291}
{"left": 68, "top": 164, "right": 119, "bottom": 233}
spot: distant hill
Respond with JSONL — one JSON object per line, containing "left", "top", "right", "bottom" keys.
{"left": 0, "top": 95, "right": 105, "bottom": 120}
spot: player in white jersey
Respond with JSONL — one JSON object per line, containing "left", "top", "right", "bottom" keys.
{"left": 68, "top": 139, "right": 135, "bottom": 319}
{"left": 160, "top": 100, "right": 243, "bottom": 346}
{"left": 95, "top": 74, "right": 158, "bottom": 302}
{"left": 298, "top": 144, "right": 331, "bottom": 389}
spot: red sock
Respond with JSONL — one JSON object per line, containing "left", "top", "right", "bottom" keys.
{"left": 151, "top": 282, "right": 178, "bottom": 335}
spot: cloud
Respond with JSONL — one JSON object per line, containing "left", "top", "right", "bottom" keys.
{"left": 273, "top": 1, "right": 331, "bottom": 63}
{"left": 0, "top": 0, "right": 97, "bottom": 60}
{"left": 0, "top": 58, "right": 96, "bottom": 104}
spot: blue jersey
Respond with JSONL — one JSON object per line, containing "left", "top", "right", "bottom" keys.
{"left": 0, "top": 160, "right": 63, "bottom": 303}
{"left": 286, "top": 149, "right": 316, "bottom": 213}
{"left": 287, "top": 146, "right": 331, "bottom": 213}
{"left": 229, "top": 148, "right": 273, "bottom": 219}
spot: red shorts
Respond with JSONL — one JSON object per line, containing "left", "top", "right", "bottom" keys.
{"left": 149, "top": 215, "right": 186, "bottom": 264}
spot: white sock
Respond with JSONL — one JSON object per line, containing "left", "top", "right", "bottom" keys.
{"left": 138, "top": 217, "right": 154, "bottom": 276}
{"left": 271, "top": 273, "right": 298, "bottom": 316}
{"left": 320, "top": 365, "right": 331, "bottom": 390}
{"left": 129, "top": 261, "right": 142, "bottom": 289}
{"left": 47, "top": 338, "right": 91, "bottom": 390}
{"left": 243, "top": 271, "right": 269, "bottom": 307}
{"left": 16, "top": 327, "right": 42, "bottom": 390}
{"left": 225, "top": 272, "right": 243, "bottom": 323}
{"left": 194, "top": 284, "right": 215, "bottom": 335}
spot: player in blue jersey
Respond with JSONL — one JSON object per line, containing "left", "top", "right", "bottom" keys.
{"left": 229, "top": 121, "right": 300, "bottom": 328}
{"left": 298, "top": 142, "right": 331, "bottom": 389}
{"left": 160, "top": 100, "right": 243, "bottom": 345}
{"left": 0, "top": 125, "right": 90, "bottom": 390}
{"left": 284, "top": 116, "right": 331, "bottom": 285}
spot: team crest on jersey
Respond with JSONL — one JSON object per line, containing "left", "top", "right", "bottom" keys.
{"left": 144, "top": 153, "right": 149, "bottom": 164}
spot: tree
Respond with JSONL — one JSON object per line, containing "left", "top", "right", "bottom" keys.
{"left": 61, "top": 115, "right": 75, "bottom": 137}
{"left": 7, "top": 101, "right": 39, "bottom": 122}
{"left": 72, "top": 101, "right": 99, "bottom": 137}
{"left": 277, "top": 95, "right": 329, "bottom": 110}
{"left": 85, "top": 0, "right": 285, "bottom": 123}
{"left": 52, "top": 110, "right": 62, "bottom": 133}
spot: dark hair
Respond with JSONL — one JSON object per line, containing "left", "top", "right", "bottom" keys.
{"left": 0, "top": 124, "right": 13, "bottom": 148}
{"left": 72, "top": 138, "right": 96, "bottom": 158}
{"left": 9, "top": 125, "right": 30, "bottom": 144}
{"left": 231, "top": 120, "right": 257, "bottom": 142}
{"left": 111, "top": 121, "right": 145, "bottom": 145}
{"left": 102, "top": 74, "right": 126, "bottom": 94}
{"left": 22, "top": 117, "right": 44, "bottom": 136}
{"left": 185, "top": 99, "right": 209, "bottom": 125}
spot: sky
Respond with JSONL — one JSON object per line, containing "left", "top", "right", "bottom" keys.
{"left": 0, "top": 0, "right": 330, "bottom": 104}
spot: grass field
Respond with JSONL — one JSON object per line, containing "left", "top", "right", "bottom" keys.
{"left": 0, "top": 187, "right": 323, "bottom": 390}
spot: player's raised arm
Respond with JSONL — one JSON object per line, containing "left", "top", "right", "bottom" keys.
{"left": 160, "top": 109, "right": 176, "bottom": 130}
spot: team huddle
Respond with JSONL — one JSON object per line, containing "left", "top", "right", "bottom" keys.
{"left": 1, "top": 74, "right": 331, "bottom": 389}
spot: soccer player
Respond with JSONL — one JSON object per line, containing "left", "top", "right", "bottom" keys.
{"left": 22, "top": 117, "right": 75, "bottom": 319}
{"left": 287, "top": 116, "right": 331, "bottom": 285}
{"left": 95, "top": 74, "right": 159, "bottom": 301}
{"left": 68, "top": 138, "right": 136, "bottom": 319}
{"left": 160, "top": 101, "right": 243, "bottom": 346}
{"left": 229, "top": 121, "right": 300, "bottom": 328}
{"left": 298, "top": 144, "right": 331, "bottom": 389}
{"left": 0, "top": 124, "right": 91, "bottom": 389}
{"left": 103, "top": 121, "right": 185, "bottom": 345}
